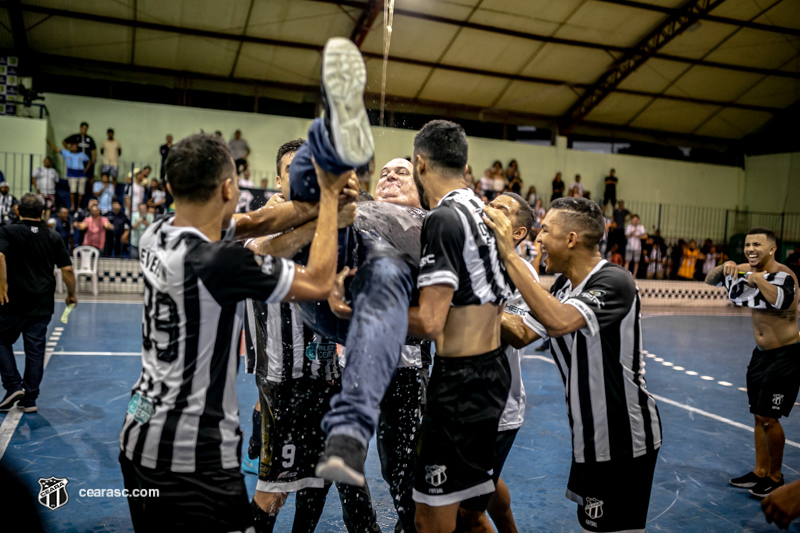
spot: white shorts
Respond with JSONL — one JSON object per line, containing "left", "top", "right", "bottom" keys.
{"left": 69, "top": 178, "right": 86, "bottom": 194}
{"left": 625, "top": 247, "right": 641, "bottom": 262}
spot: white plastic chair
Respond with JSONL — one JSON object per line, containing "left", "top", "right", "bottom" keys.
{"left": 72, "top": 246, "right": 100, "bottom": 296}
{"left": 54, "top": 265, "right": 64, "bottom": 294}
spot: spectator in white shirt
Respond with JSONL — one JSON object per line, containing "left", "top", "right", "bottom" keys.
{"left": 624, "top": 214, "right": 648, "bottom": 277}
{"left": 124, "top": 167, "right": 150, "bottom": 214}
{"left": 100, "top": 128, "right": 122, "bottom": 184}
{"left": 569, "top": 174, "right": 584, "bottom": 197}
{"left": 228, "top": 130, "right": 250, "bottom": 174}
{"left": 238, "top": 168, "right": 255, "bottom": 189}
{"left": 32, "top": 157, "right": 59, "bottom": 213}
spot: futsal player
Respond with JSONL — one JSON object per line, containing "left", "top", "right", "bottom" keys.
{"left": 407, "top": 120, "right": 515, "bottom": 532}
{"left": 458, "top": 192, "right": 538, "bottom": 533}
{"left": 706, "top": 228, "right": 800, "bottom": 498}
{"left": 117, "top": 128, "right": 353, "bottom": 532}
{"left": 483, "top": 196, "right": 662, "bottom": 533}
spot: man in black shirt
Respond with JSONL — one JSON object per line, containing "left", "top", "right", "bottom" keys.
{"left": 63, "top": 122, "right": 97, "bottom": 201}
{"left": 104, "top": 200, "right": 130, "bottom": 257}
{"left": 603, "top": 168, "right": 618, "bottom": 210}
{"left": 159, "top": 134, "right": 173, "bottom": 179}
{"left": 612, "top": 200, "right": 630, "bottom": 257}
{"left": 0, "top": 194, "right": 77, "bottom": 413}
{"left": 53, "top": 207, "right": 74, "bottom": 252}
{"left": 484, "top": 196, "right": 661, "bottom": 533}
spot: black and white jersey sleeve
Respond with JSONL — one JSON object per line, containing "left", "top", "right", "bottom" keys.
{"left": 723, "top": 271, "right": 796, "bottom": 311}
{"left": 418, "top": 207, "right": 464, "bottom": 291}
{"left": 190, "top": 241, "right": 295, "bottom": 305}
{"left": 562, "top": 266, "right": 637, "bottom": 337}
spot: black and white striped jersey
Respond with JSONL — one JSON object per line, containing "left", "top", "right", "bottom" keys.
{"left": 244, "top": 299, "right": 341, "bottom": 382}
{"left": 120, "top": 215, "right": 295, "bottom": 473}
{"left": 418, "top": 189, "right": 514, "bottom": 306}
{"left": 722, "top": 271, "right": 796, "bottom": 310}
{"left": 526, "top": 260, "right": 661, "bottom": 463}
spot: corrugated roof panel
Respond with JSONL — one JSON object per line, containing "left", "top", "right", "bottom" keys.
{"left": 134, "top": 30, "right": 239, "bottom": 77}
{"left": 246, "top": 1, "right": 355, "bottom": 46}
{"left": 361, "top": 14, "right": 459, "bottom": 62}
{"left": 519, "top": 44, "right": 616, "bottom": 85}
{"left": 693, "top": 107, "right": 773, "bottom": 139}
{"left": 365, "top": 58, "right": 433, "bottom": 100}
{"left": 705, "top": 28, "right": 800, "bottom": 70}
{"left": 663, "top": 65, "right": 764, "bottom": 103}
{"left": 233, "top": 44, "right": 320, "bottom": 86}
{"left": 707, "top": 0, "right": 773, "bottom": 21}
{"left": 617, "top": 57, "right": 690, "bottom": 94}
{"left": 584, "top": 92, "right": 654, "bottom": 124}
{"left": 736, "top": 76, "right": 800, "bottom": 109}
{"left": 628, "top": 0, "right": 685, "bottom": 7}
{"left": 418, "top": 69, "right": 508, "bottom": 107}
{"left": 754, "top": 1, "right": 800, "bottom": 30}
{"left": 629, "top": 99, "right": 719, "bottom": 133}
{"left": 657, "top": 21, "right": 740, "bottom": 59}
{"left": 137, "top": 0, "right": 252, "bottom": 34}
{"left": 440, "top": 28, "right": 545, "bottom": 76}
{"left": 554, "top": 2, "right": 667, "bottom": 48}
{"left": 493, "top": 81, "right": 578, "bottom": 116}
{"left": 22, "top": 0, "right": 134, "bottom": 19}
{"left": 469, "top": 0, "right": 572, "bottom": 39}
{"left": 27, "top": 17, "right": 131, "bottom": 63}
{"left": 402, "top": 0, "right": 477, "bottom": 20}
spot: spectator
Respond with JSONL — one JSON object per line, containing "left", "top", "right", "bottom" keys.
{"left": 0, "top": 183, "right": 19, "bottom": 227}
{"left": 532, "top": 197, "right": 545, "bottom": 229}
{"left": 100, "top": 128, "right": 122, "bottom": 184}
{"left": 612, "top": 200, "right": 629, "bottom": 255}
{"left": 677, "top": 240, "right": 705, "bottom": 281}
{"left": 490, "top": 160, "right": 506, "bottom": 200}
{"left": 48, "top": 139, "right": 90, "bottom": 212}
{"left": 260, "top": 179, "right": 268, "bottom": 190}
{"left": 62, "top": 122, "right": 97, "bottom": 199}
{"left": 668, "top": 239, "right": 685, "bottom": 280}
{"left": 214, "top": 130, "right": 224, "bottom": 143}
{"left": 129, "top": 203, "right": 153, "bottom": 260}
{"left": 505, "top": 159, "right": 518, "bottom": 181}
{"left": 104, "top": 200, "right": 130, "bottom": 258}
{"left": 239, "top": 168, "right": 255, "bottom": 189}
{"left": 786, "top": 246, "right": 800, "bottom": 280}
{"left": 609, "top": 243, "right": 623, "bottom": 265}
{"left": 159, "top": 134, "right": 173, "bottom": 179}
{"left": 603, "top": 168, "right": 618, "bottom": 211}
{"left": 465, "top": 165, "right": 475, "bottom": 187}
{"left": 146, "top": 179, "right": 166, "bottom": 215}
{"left": 72, "top": 198, "right": 97, "bottom": 247}
{"left": 94, "top": 173, "right": 115, "bottom": 214}
{"left": 229, "top": 130, "right": 251, "bottom": 174}
{"left": 508, "top": 170, "right": 522, "bottom": 195}
{"left": 644, "top": 236, "right": 667, "bottom": 280}
{"left": 551, "top": 171, "right": 564, "bottom": 202}
{"left": 526, "top": 185, "right": 538, "bottom": 208}
{"left": 75, "top": 204, "right": 112, "bottom": 251}
{"left": 0, "top": 193, "right": 77, "bottom": 414}
{"left": 625, "top": 214, "right": 647, "bottom": 278}
{"left": 31, "top": 157, "right": 59, "bottom": 213}
{"left": 701, "top": 244, "right": 720, "bottom": 280}
{"left": 600, "top": 214, "right": 614, "bottom": 259}
{"left": 480, "top": 168, "right": 493, "bottom": 199}
{"left": 53, "top": 207, "right": 74, "bottom": 252}
{"left": 125, "top": 167, "right": 149, "bottom": 214}
{"left": 570, "top": 174, "right": 584, "bottom": 197}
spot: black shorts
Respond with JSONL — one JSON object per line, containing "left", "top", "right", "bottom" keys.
{"left": 747, "top": 342, "right": 800, "bottom": 419}
{"left": 119, "top": 452, "right": 252, "bottom": 533}
{"left": 460, "top": 427, "right": 520, "bottom": 512}
{"left": 257, "top": 377, "right": 338, "bottom": 493}
{"left": 567, "top": 450, "right": 658, "bottom": 532}
{"left": 412, "top": 348, "right": 511, "bottom": 507}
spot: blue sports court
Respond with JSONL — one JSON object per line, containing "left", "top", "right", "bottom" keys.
{"left": 2, "top": 298, "right": 797, "bottom": 532}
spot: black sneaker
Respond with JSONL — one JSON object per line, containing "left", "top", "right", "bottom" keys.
{"left": 729, "top": 471, "right": 766, "bottom": 488}
{"left": 315, "top": 434, "right": 366, "bottom": 487}
{"left": 20, "top": 399, "right": 37, "bottom": 413}
{"left": 749, "top": 475, "right": 784, "bottom": 498}
{"left": 0, "top": 389, "right": 24, "bottom": 411}
{"left": 320, "top": 37, "right": 374, "bottom": 168}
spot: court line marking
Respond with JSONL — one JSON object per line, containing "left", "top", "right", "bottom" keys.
{"left": 523, "top": 354, "right": 800, "bottom": 449}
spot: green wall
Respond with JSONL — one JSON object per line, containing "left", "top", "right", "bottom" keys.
{"left": 0, "top": 115, "right": 48, "bottom": 193}
{"left": 743, "top": 152, "right": 800, "bottom": 213}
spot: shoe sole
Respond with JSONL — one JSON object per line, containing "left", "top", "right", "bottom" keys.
{"left": 23, "top": 406, "right": 37, "bottom": 413}
{"left": 749, "top": 488, "right": 780, "bottom": 498}
{"left": 315, "top": 456, "right": 366, "bottom": 487}
{"left": 730, "top": 480, "right": 760, "bottom": 488}
{"left": 322, "top": 37, "right": 373, "bottom": 168}
{"left": 0, "top": 390, "right": 25, "bottom": 411}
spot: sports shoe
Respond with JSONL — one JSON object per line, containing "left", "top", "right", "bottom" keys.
{"left": 241, "top": 453, "right": 259, "bottom": 475}
{"left": 729, "top": 471, "right": 765, "bottom": 488}
{"left": 315, "top": 434, "right": 367, "bottom": 487}
{"left": 0, "top": 389, "right": 24, "bottom": 412}
{"left": 749, "top": 475, "right": 784, "bottom": 498}
{"left": 321, "top": 37, "right": 374, "bottom": 168}
{"left": 20, "top": 399, "right": 37, "bottom": 413}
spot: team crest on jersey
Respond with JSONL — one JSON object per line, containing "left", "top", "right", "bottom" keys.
{"left": 773, "top": 394, "right": 784, "bottom": 406}
{"left": 38, "top": 476, "right": 69, "bottom": 511}
{"left": 585, "top": 497, "right": 604, "bottom": 519}
{"left": 425, "top": 465, "right": 447, "bottom": 487}
{"left": 580, "top": 290, "right": 606, "bottom": 308}
{"left": 260, "top": 257, "right": 275, "bottom": 275}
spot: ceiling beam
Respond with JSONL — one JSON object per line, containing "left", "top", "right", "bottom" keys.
{"left": 349, "top": 0, "right": 382, "bottom": 48}
{"left": 594, "top": 0, "right": 800, "bottom": 37}
{"left": 7, "top": 0, "right": 28, "bottom": 62}
{"left": 560, "top": 0, "right": 728, "bottom": 133}
{"left": 130, "top": 0, "right": 137, "bottom": 64}
{"left": 16, "top": 2, "right": 800, "bottom": 83}
{"left": 230, "top": 0, "right": 257, "bottom": 77}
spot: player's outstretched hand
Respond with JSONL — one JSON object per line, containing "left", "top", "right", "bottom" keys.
{"left": 483, "top": 206, "right": 515, "bottom": 261}
{"left": 328, "top": 267, "right": 357, "bottom": 319}
{"left": 722, "top": 260, "right": 738, "bottom": 279}
{"left": 339, "top": 175, "right": 359, "bottom": 207}
{"left": 313, "top": 156, "right": 353, "bottom": 196}
{"left": 762, "top": 479, "right": 800, "bottom": 530}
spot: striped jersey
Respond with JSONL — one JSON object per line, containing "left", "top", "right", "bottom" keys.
{"left": 525, "top": 260, "right": 661, "bottom": 463}
{"left": 418, "top": 188, "right": 514, "bottom": 306}
{"left": 244, "top": 299, "right": 341, "bottom": 382}
{"left": 120, "top": 216, "right": 295, "bottom": 472}
{"left": 722, "top": 271, "right": 796, "bottom": 310}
